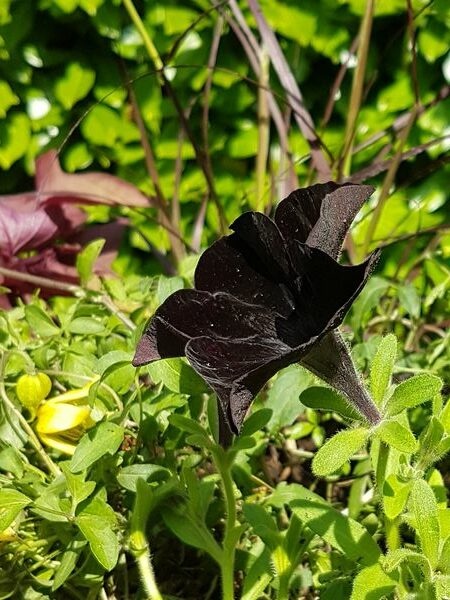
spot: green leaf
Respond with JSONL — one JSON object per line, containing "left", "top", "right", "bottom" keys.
{"left": 169, "top": 414, "right": 209, "bottom": 437}
{"left": 387, "top": 374, "right": 442, "bottom": 416}
{"left": 435, "top": 575, "right": 450, "bottom": 598}
{"left": 0, "top": 489, "right": 31, "bottom": 531}
{"left": 241, "top": 548, "right": 273, "bottom": 600}
{"left": 162, "top": 502, "right": 222, "bottom": 564}
{"left": 410, "top": 479, "right": 440, "bottom": 569}
{"left": 117, "top": 464, "right": 170, "bottom": 492}
{"left": 75, "top": 511, "right": 119, "bottom": 570}
{"left": 269, "top": 483, "right": 381, "bottom": 566}
{"left": 68, "top": 316, "right": 105, "bottom": 334}
{"left": 0, "top": 112, "right": 31, "bottom": 169}
{"left": 24, "top": 305, "right": 60, "bottom": 337}
{"left": 240, "top": 409, "right": 272, "bottom": 438}
{"left": 382, "top": 548, "right": 432, "bottom": 580}
{"left": 0, "top": 80, "right": 19, "bottom": 117}
{"left": 147, "top": 358, "right": 207, "bottom": 395}
{"left": 70, "top": 422, "right": 124, "bottom": 473}
{"left": 397, "top": 283, "right": 421, "bottom": 319}
{"left": 54, "top": 61, "right": 95, "bottom": 109}
{"left": 300, "top": 386, "right": 360, "bottom": 420}
{"left": 370, "top": 334, "right": 397, "bottom": 406}
{"left": 80, "top": 104, "right": 121, "bottom": 146}
{"left": 52, "top": 547, "right": 79, "bottom": 590}
{"left": 157, "top": 275, "right": 184, "bottom": 304}
{"left": 418, "top": 21, "right": 449, "bottom": 62}
{"left": 312, "top": 427, "right": 369, "bottom": 476}
{"left": 417, "top": 417, "right": 445, "bottom": 468}
{"left": 350, "top": 277, "right": 389, "bottom": 331}
{"left": 439, "top": 536, "right": 450, "bottom": 573}
{"left": 76, "top": 239, "right": 105, "bottom": 286}
{"left": 243, "top": 503, "right": 280, "bottom": 550}
{"left": 383, "top": 474, "right": 413, "bottom": 520}
{"left": 61, "top": 464, "right": 96, "bottom": 510}
{"left": 351, "top": 563, "right": 397, "bottom": 599}
{"left": 441, "top": 399, "right": 450, "bottom": 434}
{"left": 374, "top": 420, "right": 417, "bottom": 454}
{"left": 265, "top": 366, "right": 314, "bottom": 431}
{"left": 97, "top": 354, "right": 135, "bottom": 393}
{"left": 264, "top": 0, "right": 317, "bottom": 45}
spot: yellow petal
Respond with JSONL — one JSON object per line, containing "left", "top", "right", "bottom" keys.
{"left": 38, "top": 432, "right": 77, "bottom": 455}
{"left": 36, "top": 403, "right": 91, "bottom": 434}
{"left": 16, "top": 373, "right": 52, "bottom": 409}
{"left": 47, "top": 379, "right": 98, "bottom": 404}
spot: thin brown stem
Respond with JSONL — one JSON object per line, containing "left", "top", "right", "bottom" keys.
{"left": 322, "top": 36, "right": 359, "bottom": 129}
{"left": 201, "top": 15, "right": 224, "bottom": 216}
{"left": 246, "top": 0, "right": 332, "bottom": 181}
{"left": 255, "top": 48, "right": 270, "bottom": 211}
{"left": 362, "top": 108, "right": 418, "bottom": 254}
{"left": 124, "top": 73, "right": 184, "bottom": 264}
{"left": 338, "top": 0, "right": 374, "bottom": 178}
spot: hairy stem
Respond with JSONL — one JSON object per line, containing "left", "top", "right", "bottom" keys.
{"left": 212, "top": 448, "right": 237, "bottom": 600}
{"left": 129, "top": 482, "right": 162, "bottom": 600}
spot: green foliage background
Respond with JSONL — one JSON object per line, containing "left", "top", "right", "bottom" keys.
{"left": 1, "top": 0, "right": 449, "bottom": 266}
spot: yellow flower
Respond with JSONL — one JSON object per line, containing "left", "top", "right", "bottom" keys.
{"left": 16, "top": 373, "right": 97, "bottom": 455}
{"left": 16, "top": 373, "right": 52, "bottom": 417}
{"left": 35, "top": 381, "right": 97, "bottom": 455}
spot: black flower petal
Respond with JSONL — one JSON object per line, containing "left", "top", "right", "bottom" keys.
{"left": 275, "top": 182, "right": 374, "bottom": 259}
{"left": 194, "top": 234, "right": 295, "bottom": 317}
{"left": 133, "top": 182, "right": 381, "bottom": 444}
{"left": 133, "top": 290, "right": 286, "bottom": 365}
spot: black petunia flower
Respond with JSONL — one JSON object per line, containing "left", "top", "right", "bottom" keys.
{"left": 133, "top": 182, "right": 382, "bottom": 444}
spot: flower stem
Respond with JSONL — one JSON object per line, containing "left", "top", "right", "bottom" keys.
{"left": 301, "top": 332, "right": 382, "bottom": 425}
{"left": 130, "top": 482, "right": 162, "bottom": 600}
{"left": 130, "top": 529, "right": 162, "bottom": 600}
{"left": 212, "top": 449, "right": 237, "bottom": 600}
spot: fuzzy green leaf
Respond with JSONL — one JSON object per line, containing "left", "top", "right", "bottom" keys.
{"left": 382, "top": 548, "right": 432, "bottom": 580}
{"left": 370, "top": 334, "right": 397, "bottom": 406}
{"left": 383, "top": 474, "right": 412, "bottom": 520}
{"left": 410, "top": 479, "right": 440, "bottom": 569}
{"left": 312, "top": 427, "right": 369, "bottom": 476}
{"left": 351, "top": 563, "right": 397, "bottom": 600}
{"left": 375, "top": 419, "right": 418, "bottom": 454}
{"left": 387, "top": 374, "right": 442, "bottom": 416}
{"left": 300, "top": 386, "right": 360, "bottom": 420}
